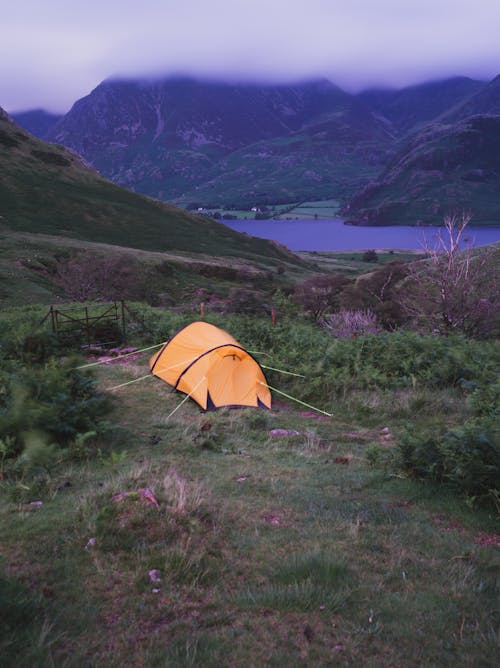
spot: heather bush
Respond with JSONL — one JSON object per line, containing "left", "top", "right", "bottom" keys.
{"left": 321, "top": 309, "right": 381, "bottom": 338}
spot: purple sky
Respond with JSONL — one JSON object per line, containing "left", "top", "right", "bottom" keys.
{"left": 3, "top": 0, "right": 500, "bottom": 113}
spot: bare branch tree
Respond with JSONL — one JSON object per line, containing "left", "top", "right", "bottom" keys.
{"left": 398, "top": 213, "right": 499, "bottom": 337}
{"left": 52, "top": 251, "right": 145, "bottom": 302}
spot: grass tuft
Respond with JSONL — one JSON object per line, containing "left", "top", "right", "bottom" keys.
{"left": 237, "top": 580, "right": 349, "bottom": 612}
{"left": 274, "top": 551, "right": 350, "bottom": 587}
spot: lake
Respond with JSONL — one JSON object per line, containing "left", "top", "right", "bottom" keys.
{"left": 222, "top": 218, "right": 500, "bottom": 251}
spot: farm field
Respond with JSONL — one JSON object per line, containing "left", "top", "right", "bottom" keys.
{"left": 1, "top": 308, "right": 498, "bottom": 667}
{"left": 195, "top": 200, "right": 341, "bottom": 221}
{"left": 285, "top": 200, "right": 342, "bottom": 219}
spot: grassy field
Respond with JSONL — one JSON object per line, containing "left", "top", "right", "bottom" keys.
{"left": 203, "top": 200, "right": 341, "bottom": 221}
{"left": 285, "top": 201, "right": 341, "bottom": 219}
{"left": 1, "top": 312, "right": 498, "bottom": 667}
{"left": 297, "top": 250, "right": 422, "bottom": 276}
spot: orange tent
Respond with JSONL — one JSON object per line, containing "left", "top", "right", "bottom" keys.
{"left": 150, "top": 321, "right": 271, "bottom": 411}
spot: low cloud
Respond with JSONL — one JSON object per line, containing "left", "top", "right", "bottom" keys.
{"left": 2, "top": 0, "right": 500, "bottom": 112}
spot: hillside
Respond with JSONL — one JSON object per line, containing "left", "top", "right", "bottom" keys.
{"left": 40, "top": 76, "right": 394, "bottom": 207}
{"left": 438, "top": 74, "right": 500, "bottom": 122}
{"left": 174, "top": 103, "right": 394, "bottom": 208}
{"left": 359, "top": 77, "right": 485, "bottom": 134}
{"left": 0, "top": 107, "right": 300, "bottom": 263}
{"left": 342, "top": 114, "right": 500, "bottom": 226}
{"left": 10, "top": 108, "right": 62, "bottom": 138}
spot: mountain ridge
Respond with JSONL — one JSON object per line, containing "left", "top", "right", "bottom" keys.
{"left": 10, "top": 74, "right": 500, "bottom": 224}
{"left": 31, "top": 76, "right": 394, "bottom": 207}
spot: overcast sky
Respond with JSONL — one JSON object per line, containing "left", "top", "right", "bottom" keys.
{"left": 2, "top": 0, "right": 500, "bottom": 113}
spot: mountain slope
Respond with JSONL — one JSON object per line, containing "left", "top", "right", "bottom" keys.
{"left": 0, "top": 108, "right": 298, "bottom": 263}
{"left": 343, "top": 114, "right": 500, "bottom": 226}
{"left": 174, "top": 111, "right": 393, "bottom": 208}
{"left": 438, "top": 74, "right": 500, "bottom": 122}
{"left": 43, "top": 76, "right": 393, "bottom": 206}
{"left": 11, "top": 109, "right": 62, "bottom": 138}
{"left": 359, "top": 77, "right": 485, "bottom": 134}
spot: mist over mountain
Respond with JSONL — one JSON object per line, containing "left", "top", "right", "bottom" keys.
{"left": 358, "top": 77, "right": 485, "bottom": 133}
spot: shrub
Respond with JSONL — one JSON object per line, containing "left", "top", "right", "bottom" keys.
{"left": 392, "top": 419, "right": 499, "bottom": 508}
{"left": 49, "top": 251, "right": 155, "bottom": 302}
{"left": 295, "top": 273, "right": 350, "bottom": 320}
{"left": 362, "top": 249, "right": 378, "bottom": 262}
{"left": 321, "top": 309, "right": 381, "bottom": 338}
{"left": 398, "top": 214, "right": 500, "bottom": 338}
{"left": 224, "top": 288, "right": 270, "bottom": 315}
{"left": 341, "top": 261, "right": 408, "bottom": 329}
{"left": 0, "top": 358, "right": 112, "bottom": 476}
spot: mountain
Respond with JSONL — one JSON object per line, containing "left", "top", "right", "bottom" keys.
{"left": 13, "top": 74, "right": 500, "bottom": 226}
{"left": 438, "top": 74, "right": 500, "bottom": 122}
{"left": 43, "top": 76, "right": 394, "bottom": 207}
{"left": 11, "top": 109, "right": 62, "bottom": 139}
{"left": 173, "top": 91, "right": 395, "bottom": 208}
{"left": 0, "top": 107, "right": 298, "bottom": 263}
{"left": 359, "top": 77, "right": 485, "bottom": 134}
{"left": 343, "top": 114, "right": 500, "bottom": 226}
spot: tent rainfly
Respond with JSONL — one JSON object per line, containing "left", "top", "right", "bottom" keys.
{"left": 149, "top": 321, "right": 271, "bottom": 411}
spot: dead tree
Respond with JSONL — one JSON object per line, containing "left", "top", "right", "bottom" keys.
{"left": 398, "top": 213, "right": 499, "bottom": 337}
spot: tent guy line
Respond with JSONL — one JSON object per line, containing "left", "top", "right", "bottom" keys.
{"left": 259, "top": 364, "right": 305, "bottom": 378}
{"left": 259, "top": 381, "right": 333, "bottom": 417}
{"left": 75, "top": 342, "right": 166, "bottom": 369}
{"left": 163, "top": 375, "right": 207, "bottom": 422}
{"left": 108, "top": 374, "right": 154, "bottom": 391}
{"left": 74, "top": 341, "right": 304, "bottom": 378}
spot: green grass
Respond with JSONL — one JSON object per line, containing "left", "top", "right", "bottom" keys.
{"left": 0, "top": 228, "right": 313, "bottom": 305}
{"left": 1, "top": 325, "right": 499, "bottom": 666}
{"left": 297, "top": 250, "right": 422, "bottom": 275}
{"left": 196, "top": 199, "right": 341, "bottom": 221}
{"left": 286, "top": 200, "right": 341, "bottom": 218}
